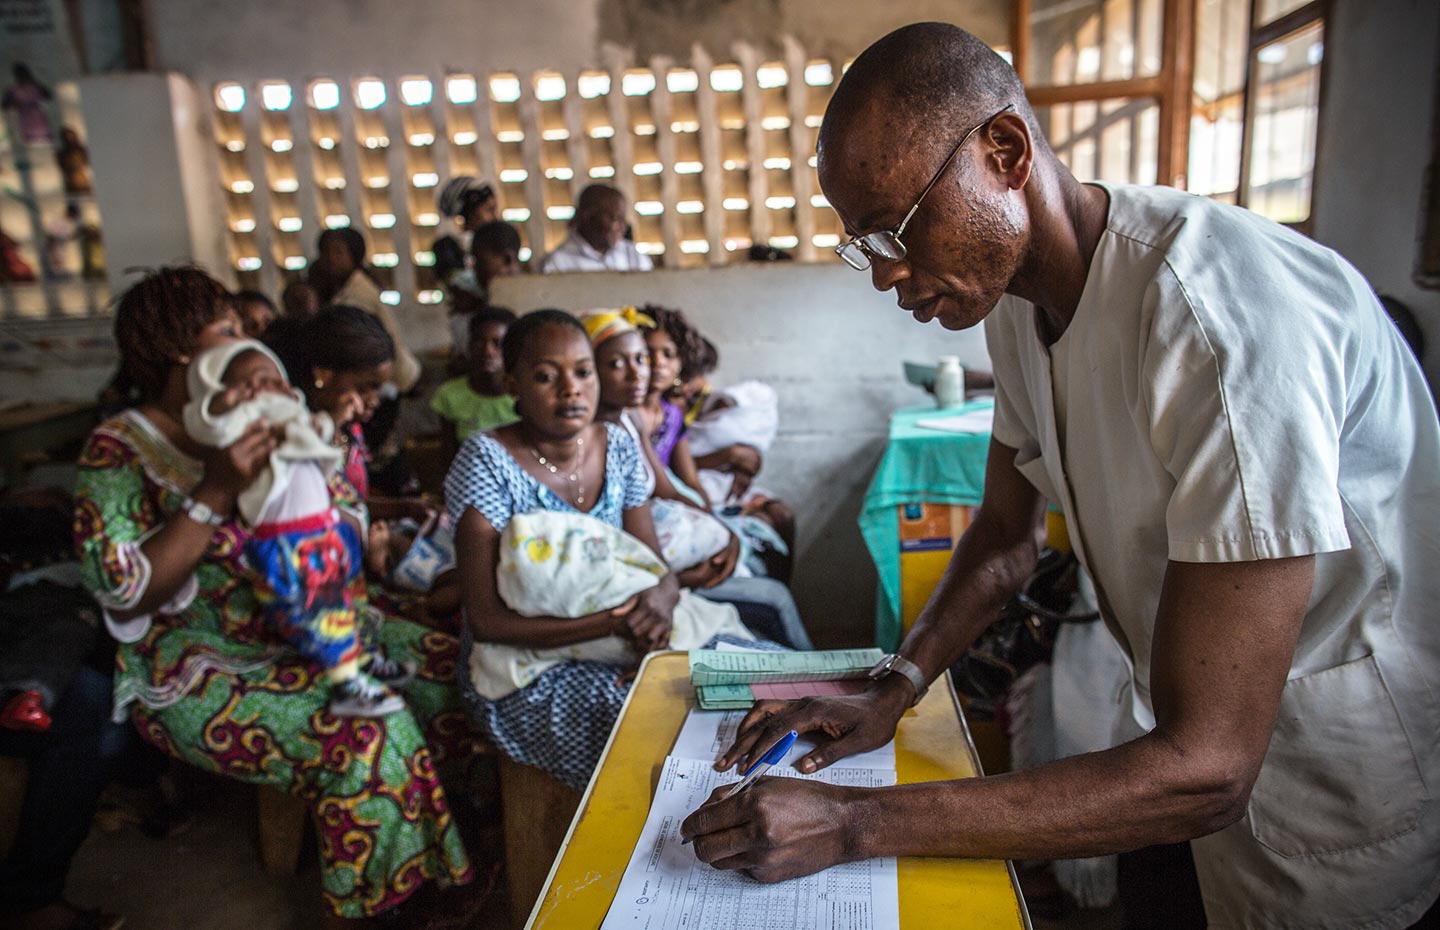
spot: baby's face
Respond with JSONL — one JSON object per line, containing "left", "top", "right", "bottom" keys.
{"left": 209, "top": 350, "right": 291, "bottom": 416}
{"left": 365, "top": 520, "right": 414, "bottom": 578}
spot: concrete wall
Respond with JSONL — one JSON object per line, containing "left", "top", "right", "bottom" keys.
{"left": 140, "top": 0, "right": 1007, "bottom": 86}
{"left": 490, "top": 263, "right": 990, "bottom": 647}
{"left": 1310, "top": 0, "right": 1440, "bottom": 393}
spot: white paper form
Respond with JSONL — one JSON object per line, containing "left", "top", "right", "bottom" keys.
{"left": 600, "top": 755, "right": 900, "bottom": 930}
{"left": 673, "top": 707, "right": 898, "bottom": 772}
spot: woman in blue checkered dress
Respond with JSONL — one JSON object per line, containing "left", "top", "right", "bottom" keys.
{"left": 444, "top": 310, "right": 682, "bottom": 790}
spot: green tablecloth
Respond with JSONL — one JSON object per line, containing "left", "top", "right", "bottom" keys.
{"left": 859, "top": 400, "right": 992, "bottom": 649}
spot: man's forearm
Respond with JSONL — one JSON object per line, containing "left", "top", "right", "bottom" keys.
{"left": 849, "top": 731, "right": 1246, "bottom": 862}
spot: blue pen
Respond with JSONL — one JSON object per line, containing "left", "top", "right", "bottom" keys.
{"left": 682, "top": 729, "right": 800, "bottom": 845}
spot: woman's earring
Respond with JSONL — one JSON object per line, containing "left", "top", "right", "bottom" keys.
{"left": 314, "top": 379, "right": 325, "bottom": 390}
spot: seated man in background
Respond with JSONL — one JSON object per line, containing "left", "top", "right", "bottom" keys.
{"left": 537, "top": 184, "right": 653, "bottom": 274}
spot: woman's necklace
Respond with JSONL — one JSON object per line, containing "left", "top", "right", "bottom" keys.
{"left": 529, "top": 436, "right": 587, "bottom": 506}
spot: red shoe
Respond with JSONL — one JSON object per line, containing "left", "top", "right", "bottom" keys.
{"left": 1, "top": 689, "right": 51, "bottom": 731}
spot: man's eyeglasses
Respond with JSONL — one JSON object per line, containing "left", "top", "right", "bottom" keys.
{"left": 834, "top": 103, "right": 1017, "bottom": 271}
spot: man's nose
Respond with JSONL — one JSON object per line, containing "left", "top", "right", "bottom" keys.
{"left": 870, "top": 257, "right": 910, "bottom": 292}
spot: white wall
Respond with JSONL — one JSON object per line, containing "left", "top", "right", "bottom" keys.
{"left": 490, "top": 263, "right": 990, "bottom": 646}
{"left": 1311, "top": 0, "right": 1440, "bottom": 393}
{"left": 140, "top": 0, "right": 1007, "bottom": 86}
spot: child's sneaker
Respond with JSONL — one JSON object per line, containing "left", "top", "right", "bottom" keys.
{"left": 330, "top": 674, "right": 405, "bottom": 717}
{"left": 367, "top": 651, "right": 417, "bottom": 689}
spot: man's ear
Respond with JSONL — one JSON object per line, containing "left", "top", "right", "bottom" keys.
{"left": 988, "top": 111, "right": 1034, "bottom": 191}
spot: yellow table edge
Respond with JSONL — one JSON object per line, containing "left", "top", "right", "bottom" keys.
{"left": 524, "top": 651, "right": 1033, "bottom": 929}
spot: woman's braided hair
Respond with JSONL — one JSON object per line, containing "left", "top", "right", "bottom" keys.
{"left": 112, "top": 266, "right": 233, "bottom": 401}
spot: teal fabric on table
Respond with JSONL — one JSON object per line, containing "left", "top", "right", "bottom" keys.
{"left": 859, "top": 400, "right": 992, "bottom": 650}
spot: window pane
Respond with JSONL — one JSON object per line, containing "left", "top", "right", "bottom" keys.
{"left": 1189, "top": 0, "right": 1249, "bottom": 199}
{"left": 1034, "top": 98, "right": 1159, "bottom": 184}
{"left": 1245, "top": 22, "right": 1323, "bottom": 224}
{"left": 1254, "top": 0, "right": 1311, "bottom": 27}
{"left": 1028, "top": 0, "right": 1163, "bottom": 85}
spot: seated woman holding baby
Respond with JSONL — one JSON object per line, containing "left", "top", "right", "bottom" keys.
{"left": 73, "top": 267, "right": 484, "bottom": 926}
{"left": 445, "top": 310, "right": 768, "bottom": 792}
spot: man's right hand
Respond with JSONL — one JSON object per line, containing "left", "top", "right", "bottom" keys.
{"left": 715, "top": 676, "right": 914, "bottom": 774}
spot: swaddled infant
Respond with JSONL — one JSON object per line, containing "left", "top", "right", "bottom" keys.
{"left": 182, "top": 339, "right": 415, "bottom": 717}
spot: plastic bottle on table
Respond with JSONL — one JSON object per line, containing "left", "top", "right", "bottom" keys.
{"left": 935, "top": 355, "right": 965, "bottom": 408}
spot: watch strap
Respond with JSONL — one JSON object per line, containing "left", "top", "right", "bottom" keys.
{"left": 868, "top": 653, "right": 929, "bottom": 706}
{"left": 182, "top": 496, "right": 225, "bottom": 527}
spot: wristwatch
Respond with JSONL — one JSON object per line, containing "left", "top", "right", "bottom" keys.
{"left": 181, "top": 496, "right": 225, "bottom": 528}
{"left": 868, "top": 653, "right": 930, "bottom": 706}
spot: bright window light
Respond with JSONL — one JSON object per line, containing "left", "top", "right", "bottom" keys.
{"left": 489, "top": 75, "right": 521, "bottom": 103}
{"left": 317, "top": 136, "right": 336, "bottom": 150}
{"left": 996, "top": 50, "right": 1014, "bottom": 65}
{"left": 633, "top": 161, "right": 663, "bottom": 176}
{"left": 324, "top": 177, "right": 345, "bottom": 190}
{"left": 324, "top": 214, "right": 350, "bottom": 228}
{"left": 720, "top": 117, "right": 746, "bottom": 131}
{"left": 681, "top": 239, "right": 710, "bottom": 253}
{"left": 1256, "top": 44, "right": 1287, "bottom": 65}
{"left": 363, "top": 135, "right": 389, "bottom": 149}
{"left": 535, "top": 74, "right": 567, "bottom": 101}
{"left": 230, "top": 179, "right": 255, "bottom": 194}
{"left": 284, "top": 255, "right": 307, "bottom": 270}
{"left": 761, "top": 116, "right": 790, "bottom": 131}
{"left": 232, "top": 218, "right": 256, "bottom": 233}
{"left": 622, "top": 71, "right": 656, "bottom": 96}
{"left": 412, "top": 172, "right": 440, "bottom": 187}
{"left": 366, "top": 176, "right": 388, "bottom": 189}
{"left": 768, "top": 235, "right": 798, "bottom": 248}
{"left": 370, "top": 213, "right": 396, "bottom": 228}
{"left": 542, "top": 128, "right": 570, "bottom": 141}
{"left": 414, "top": 251, "right": 436, "bottom": 266}
{"left": 804, "top": 114, "right": 823, "bottom": 128}
{"left": 225, "top": 139, "right": 245, "bottom": 152}
{"left": 546, "top": 205, "right": 575, "bottom": 221}
{"left": 408, "top": 132, "right": 435, "bottom": 146}
{"left": 578, "top": 73, "right": 611, "bottom": 99}
{"left": 811, "top": 194, "right": 830, "bottom": 208}
{"left": 518, "top": 247, "right": 533, "bottom": 262}
{"left": 446, "top": 76, "right": 478, "bottom": 104}
{"left": 372, "top": 252, "right": 399, "bottom": 267}
{"left": 763, "top": 156, "right": 792, "bottom": 170}
{"left": 416, "top": 212, "right": 440, "bottom": 226}
{"left": 766, "top": 196, "right": 796, "bottom": 210}
{"left": 270, "top": 138, "right": 294, "bottom": 152}
{"left": 310, "top": 81, "right": 340, "bottom": 109}
{"left": 635, "top": 201, "right": 663, "bottom": 216}
{"left": 675, "top": 161, "right": 703, "bottom": 174}
{"left": 636, "top": 242, "right": 665, "bottom": 255}
{"left": 278, "top": 216, "right": 303, "bottom": 232}
{"left": 757, "top": 65, "right": 788, "bottom": 89}
{"left": 724, "top": 237, "right": 752, "bottom": 251}
{"left": 667, "top": 70, "right": 699, "bottom": 94}
{"left": 272, "top": 178, "right": 300, "bottom": 193}
{"left": 216, "top": 83, "right": 246, "bottom": 112}
{"left": 671, "top": 120, "right": 700, "bottom": 133}
{"left": 497, "top": 129, "right": 525, "bottom": 143}
{"left": 722, "top": 158, "right": 747, "bottom": 171}
{"left": 589, "top": 125, "right": 614, "bottom": 139}
{"left": 400, "top": 78, "right": 433, "bottom": 106}
{"left": 419, "top": 289, "right": 444, "bottom": 304}
{"left": 545, "top": 167, "right": 575, "bottom": 180}
{"left": 808, "top": 155, "right": 819, "bottom": 168}
{"left": 804, "top": 62, "right": 833, "bottom": 86}
{"left": 502, "top": 208, "right": 531, "bottom": 222}
{"left": 589, "top": 165, "right": 616, "bottom": 178}
{"left": 499, "top": 168, "right": 528, "bottom": 183}
{"left": 452, "top": 130, "right": 478, "bottom": 145}
{"left": 722, "top": 197, "right": 749, "bottom": 210}
{"left": 355, "top": 79, "right": 387, "bottom": 110}
{"left": 237, "top": 256, "right": 262, "bottom": 271}
{"left": 812, "top": 233, "right": 840, "bottom": 248}
{"left": 710, "top": 67, "right": 744, "bottom": 92}
{"left": 676, "top": 200, "right": 704, "bottom": 214}
{"left": 634, "top": 123, "right": 656, "bottom": 136}
{"left": 380, "top": 290, "right": 401, "bottom": 306}
{"left": 261, "top": 82, "right": 293, "bottom": 110}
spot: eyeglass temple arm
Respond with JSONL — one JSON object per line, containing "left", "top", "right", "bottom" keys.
{"left": 895, "top": 103, "right": 1017, "bottom": 239}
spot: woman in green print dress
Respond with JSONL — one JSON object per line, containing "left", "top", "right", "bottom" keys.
{"left": 72, "top": 267, "right": 479, "bottom": 924}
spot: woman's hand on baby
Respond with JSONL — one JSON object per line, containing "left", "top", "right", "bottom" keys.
{"left": 617, "top": 576, "right": 678, "bottom": 652}
{"left": 196, "top": 420, "right": 282, "bottom": 507}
